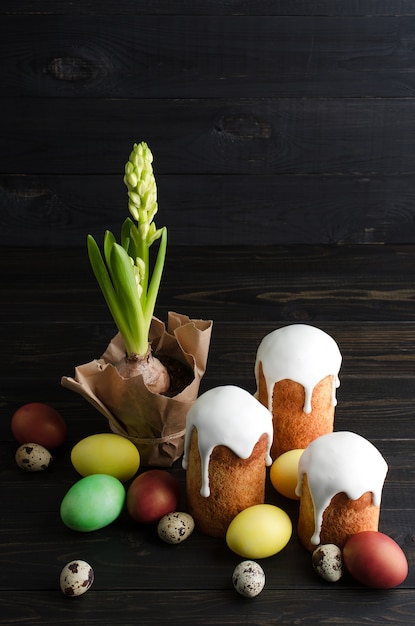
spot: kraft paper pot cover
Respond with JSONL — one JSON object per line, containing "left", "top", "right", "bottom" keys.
{"left": 61, "top": 312, "right": 213, "bottom": 467}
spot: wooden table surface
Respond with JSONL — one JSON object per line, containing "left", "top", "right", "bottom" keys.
{"left": 1, "top": 244, "right": 414, "bottom": 625}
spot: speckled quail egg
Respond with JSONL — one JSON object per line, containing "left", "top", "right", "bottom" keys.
{"left": 232, "top": 560, "right": 266, "bottom": 598}
{"left": 312, "top": 544, "right": 344, "bottom": 582}
{"left": 157, "top": 511, "right": 195, "bottom": 544}
{"left": 60, "top": 560, "right": 94, "bottom": 597}
{"left": 15, "top": 443, "right": 52, "bottom": 471}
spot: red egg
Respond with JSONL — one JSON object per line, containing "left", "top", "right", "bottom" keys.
{"left": 343, "top": 531, "right": 408, "bottom": 589}
{"left": 11, "top": 403, "right": 67, "bottom": 449}
{"left": 126, "top": 470, "right": 180, "bottom": 524}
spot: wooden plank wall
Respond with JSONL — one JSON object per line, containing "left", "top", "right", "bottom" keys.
{"left": 1, "top": 0, "right": 415, "bottom": 246}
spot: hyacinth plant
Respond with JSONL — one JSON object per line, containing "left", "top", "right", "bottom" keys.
{"left": 87, "top": 142, "right": 170, "bottom": 393}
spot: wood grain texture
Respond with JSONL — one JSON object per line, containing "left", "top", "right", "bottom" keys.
{"left": 2, "top": 98, "right": 415, "bottom": 176}
{"left": 3, "top": 173, "right": 415, "bottom": 246}
{"left": 1, "top": 1, "right": 414, "bottom": 16}
{"left": 1, "top": 245, "right": 415, "bottom": 323}
{"left": 1, "top": 1, "right": 415, "bottom": 618}
{"left": 2, "top": 15, "right": 415, "bottom": 98}
{"left": 2, "top": 589, "right": 414, "bottom": 625}
{"left": 1, "top": 245, "right": 414, "bottom": 624}
{"left": 1, "top": 5, "right": 415, "bottom": 246}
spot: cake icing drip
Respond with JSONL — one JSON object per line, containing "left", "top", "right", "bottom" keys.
{"left": 295, "top": 431, "right": 388, "bottom": 545}
{"left": 182, "top": 385, "right": 273, "bottom": 497}
{"left": 254, "top": 324, "right": 342, "bottom": 414}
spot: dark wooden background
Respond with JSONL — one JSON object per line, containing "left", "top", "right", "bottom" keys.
{"left": 2, "top": 3, "right": 415, "bottom": 624}
{"left": 2, "top": 0, "right": 415, "bottom": 247}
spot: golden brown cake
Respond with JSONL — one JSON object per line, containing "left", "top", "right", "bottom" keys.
{"left": 295, "top": 431, "right": 388, "bottom": 551}
{"left": 254, "top": 324, "right": 342, "bottom": 459}
{"left": 182, "top": 385, "right": 273, "bottom": 538}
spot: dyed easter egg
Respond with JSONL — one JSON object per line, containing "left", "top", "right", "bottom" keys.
{"left": 71, "top": 433, "right": 140, "bottom": 482}
{"left": 343, "top": 531, "right": 408, "bottom": 589}
{"left": 270, "top": 449, "right": 304, "bottom": 500}
{"left": 226, "top": 504, "right": 292, "bottom": 559}
{"left": 11, "top": 402, "right": 66, "bottom": 449}
{"left": 60, "top": 474, "right": 125, "bottom": 532}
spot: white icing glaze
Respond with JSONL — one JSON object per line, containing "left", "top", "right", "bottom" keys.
{"left": 182, "top": 385, "right": 273, "bottom": 497}
{"left": 295, "top": 431, "right": 388, "bottom": 545}
{"left": 254, "top": 324, "right": 342, "bottom": 413}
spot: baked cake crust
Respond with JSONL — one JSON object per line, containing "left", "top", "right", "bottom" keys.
{"left": 186, "top": 430, "right": 269, "bottom": 537}
{"left": 257, "top": 364, "right": 335, "bottom": 459}
{"left": 297, "top": 474, "right": 381, "bottom": 551}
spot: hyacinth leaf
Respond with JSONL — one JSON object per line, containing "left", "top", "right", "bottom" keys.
{"left": 87, "top": 234, "right": 137, "bottom": 355}
{"left": 121, "top": 218, "right": 133, "bottom": 256}
{"left": 121, "top": 217, "right": 142, "bottom": 260}
{"left": 144, "top": 226, "right": 167, "bottom": 331}
{"left": 109, "top": 243, "right": 147, "bottom": 356}
{"left": 120, "top": 217, "right": 148, "bottom": 304}
{"left": 103, "top": 230, "right": 117, "bottom": 268}
{"left": 104, "top": 229, "right": 141, "bottom": 345}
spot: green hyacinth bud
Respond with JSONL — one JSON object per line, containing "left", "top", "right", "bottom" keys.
{"left": 124, "top": 142, "right": 158, "bottom": 243}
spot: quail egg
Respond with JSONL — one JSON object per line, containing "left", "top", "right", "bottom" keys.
{"left": 232, "top": 560, "right": 265, "bottom": 598}
{"left": 15, "top": 443, "right": 52, "bottom": 471}
{"left": 60, "top": 560, "right": 94, "bottom": 597}
{"left": 312, "top": 544, "right": 344, "bottom": 582}
{"left": 157, "top": 512, "right": 195, "bottom": 544}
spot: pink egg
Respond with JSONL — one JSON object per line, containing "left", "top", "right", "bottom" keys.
{"left": 343, "top": 531, "right": 408, "bottom": 589}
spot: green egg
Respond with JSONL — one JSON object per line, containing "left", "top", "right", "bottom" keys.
{"left": 60, "top": 474, "right": 126, "bottom": 532}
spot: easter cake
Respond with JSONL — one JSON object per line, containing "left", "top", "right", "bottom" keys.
{"left": 254, "top": 324, "right": 342, "bottom": 459}
{"left": 182, "top": 385, "right": 273, "bottom": 537}
{"left": 295, "top": 431, "right": 388, "bottom": 551}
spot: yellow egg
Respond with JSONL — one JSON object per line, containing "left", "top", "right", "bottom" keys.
{"left": 71, "top": 433, "right": 140, "bottom": 482}
{"left": 270, "top": 449, "right": 304, "bottom": 500}
{"left": 226, "top": 504, "right": 292, "bottom": 559}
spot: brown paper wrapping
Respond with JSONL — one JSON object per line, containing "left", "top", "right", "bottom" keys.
{"left": 61, "top": 312, "right": 213, "bottom": 467}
